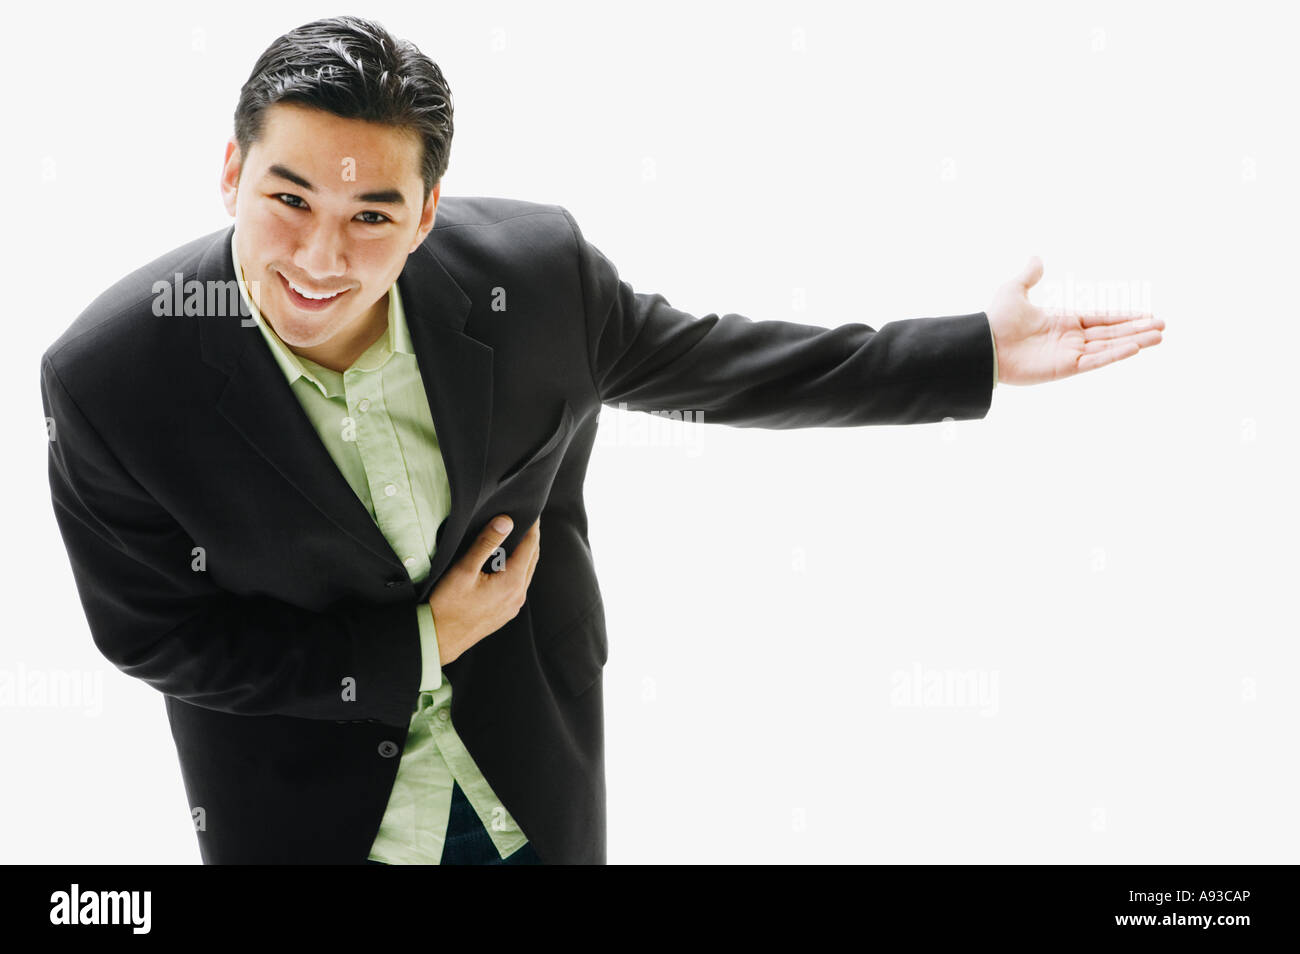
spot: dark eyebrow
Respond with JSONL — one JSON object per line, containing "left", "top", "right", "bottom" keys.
{"left": 264, "top": 163, "right": 407, "bottom": 205}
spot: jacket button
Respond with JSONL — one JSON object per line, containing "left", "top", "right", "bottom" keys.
{"left": 378, "top": 741, "right": 399, "bottom": 758}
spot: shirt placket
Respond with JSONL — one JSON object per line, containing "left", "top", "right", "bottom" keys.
{"left": 421, "top": 687, "right": 529, "bottom": 857}
{"left": 344, "top": 348, "right": 525, "bottom": 862}
{"left": 345, "top": 364, "right": 432, "bottom": 582}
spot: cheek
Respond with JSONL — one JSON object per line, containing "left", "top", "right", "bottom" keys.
{"left": 239, "top": 208, "right": 297, "bottom": 265}
{"left": 253, "top": 208, "right": 298, "bottom": 248}
{"left": 351, "top": 240, "right": 405, "bottom": 284}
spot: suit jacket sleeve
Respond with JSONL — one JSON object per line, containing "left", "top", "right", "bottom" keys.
{"left": 40, "top": 357, "right": 420, "bottom": 727}
{"left": 563, "top": 207, "right": 995, "bottom": 427}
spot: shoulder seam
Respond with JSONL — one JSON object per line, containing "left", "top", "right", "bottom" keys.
{"left": 430, "top": 205, "right": 567, "bottom": 233}
{"left": 558, "top": 207, "right": 603, "bottom": 407}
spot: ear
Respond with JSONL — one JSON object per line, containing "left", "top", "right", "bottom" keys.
{"left": 220, "top": 138, "right": 242, "bottom": 218}
{"left": 411, "top": 181, "right": 440, "bottom": 252}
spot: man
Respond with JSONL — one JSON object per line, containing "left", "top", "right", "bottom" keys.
{"left": 39, "top": 16, "right": 1163, "bottom": 865}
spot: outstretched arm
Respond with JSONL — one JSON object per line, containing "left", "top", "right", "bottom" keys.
{"left": 565, "top": 208, "right": 996, "bottom": 429}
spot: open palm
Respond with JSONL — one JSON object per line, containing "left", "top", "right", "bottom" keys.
{"left": 987, "top": 257, "right": 1164, "bottom": 386}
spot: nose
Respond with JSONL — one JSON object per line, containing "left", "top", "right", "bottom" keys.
{"left": 291, "top": 219, "right": 348, "bottom": 283}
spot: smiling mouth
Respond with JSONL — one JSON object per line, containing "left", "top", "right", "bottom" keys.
{"left": 278, "top": 271, "right": 352, "bottom": 307}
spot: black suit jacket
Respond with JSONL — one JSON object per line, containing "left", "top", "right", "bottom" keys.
{"left": 40, "top": 196, "right": 995, "bottom": 864}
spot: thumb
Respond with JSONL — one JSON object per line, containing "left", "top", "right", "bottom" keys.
{"left": 463, "top": 514, "right": 513, "bottom": 571}
{"left": 1016, "top": 255, "right": 1043, "bottom": 290}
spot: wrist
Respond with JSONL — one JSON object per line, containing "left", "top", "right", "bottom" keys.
{"left": 429, "top": 599, "right": 458, "bottom": 665}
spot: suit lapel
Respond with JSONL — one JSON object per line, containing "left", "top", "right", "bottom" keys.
{"left": 398, "top": 242, "right": 494, "bottom": 600}
{"left": 197, "top": 226, "right": 494, "bottom": 599}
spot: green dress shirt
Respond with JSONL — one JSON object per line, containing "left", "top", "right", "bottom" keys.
{"left": 231, "top": 232, "right": 529, "bottom": 863}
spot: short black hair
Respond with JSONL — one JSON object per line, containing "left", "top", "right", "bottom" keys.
{"left": 234, "top": 16, "right": 453, "bottom": 202}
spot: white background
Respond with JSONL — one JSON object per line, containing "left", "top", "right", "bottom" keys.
{"left": 3, "top": 0, "right": 1295, "bottom": 863}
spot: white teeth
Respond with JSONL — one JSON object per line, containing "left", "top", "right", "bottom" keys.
{"left": 287, "top": 279, "right": 343, "bottom": 301}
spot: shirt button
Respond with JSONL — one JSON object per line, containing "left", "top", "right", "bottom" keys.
{"left": 403, "top": 556, "right": 417, "bottom": 568}
{"left": 437, "top": 709, "right": 450, "bottom": 722}
{"left": 384, "top": 484, "right": 397, "bottom": 497}
{"left": 358, "top": 398, "right": 371, "bottom": 412}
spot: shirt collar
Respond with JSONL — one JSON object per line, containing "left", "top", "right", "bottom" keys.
{"left": 231, "top": 228, "right": 413, "bottom": 399}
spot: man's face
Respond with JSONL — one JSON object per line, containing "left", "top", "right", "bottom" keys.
{"left": 220, "top": 102, "right": 437, "bottom": 353}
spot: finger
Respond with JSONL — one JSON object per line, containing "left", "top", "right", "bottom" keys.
{"left": 1083, "top": 315, "right": 1163, "bottom": 340}
{"left": 1083, "top": 328, "right": 1163, "bottom": 352}
{"left": 506, "top": 519, "right": 541, "bottom": 574}
{"left": 523, "top": 538, "right": 541, "bottom": 589}
{"left": 1016, "top": 256, "right": 1043, "bottom": 290}
{"left": 1076, "top": 341, "right": 1140, "bottom": 373}
{"left": 464, "top": 514, "right": 513, "bottom": 572}
{"left": 520, "top": 520, "right": 541, "bottom": 578}
{"left": 1079, "top": 310, "right": 1157, "bottom": 329}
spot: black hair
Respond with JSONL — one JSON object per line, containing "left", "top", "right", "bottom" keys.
{"left": 234, "top": 16, "right": 453, "bottom": 201}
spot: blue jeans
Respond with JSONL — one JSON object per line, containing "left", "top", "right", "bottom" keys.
{"left": 367, "top": 780, "right": 541, "bottom": 865}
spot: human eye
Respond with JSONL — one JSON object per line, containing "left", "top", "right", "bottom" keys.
{"left": 356, "top": 210, "right": 392, "bottom": 225}
{"left": 274, "top": 193, "right": 307, "bottom": 209}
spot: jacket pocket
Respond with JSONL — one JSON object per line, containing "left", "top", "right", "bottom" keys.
{"left": 537, "top": 597, "right": 608, "bottom": 697}
{"left": 496, "top": 401, "right": 575, "bottom": 488}
{"left": 473, "top": 402, "right": 578, "bottom": 573}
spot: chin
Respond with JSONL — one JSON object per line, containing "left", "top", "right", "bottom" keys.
{"left": 273, "top": 315, "right": 345, "bottom": 349}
